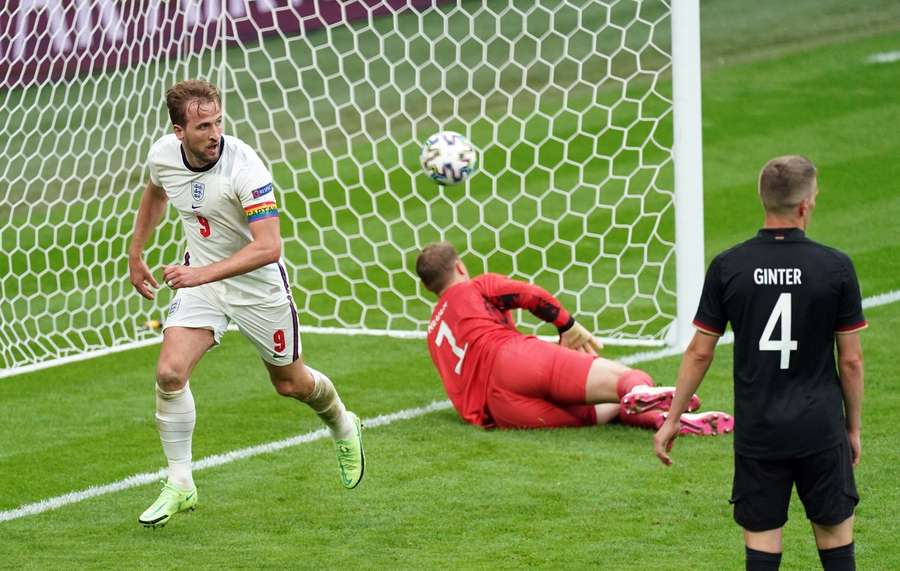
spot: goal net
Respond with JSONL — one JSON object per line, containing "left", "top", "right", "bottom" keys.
{"left": 0, "top": 0, "right": 702, "bottom": 376}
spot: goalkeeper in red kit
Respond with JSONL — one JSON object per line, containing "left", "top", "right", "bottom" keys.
{"left": 415, "top": 242, "right": 734, "bottom": 433}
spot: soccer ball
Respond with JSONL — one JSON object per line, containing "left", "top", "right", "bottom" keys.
{"left": 420, "top": 131, "right": 477, "bottom": 185}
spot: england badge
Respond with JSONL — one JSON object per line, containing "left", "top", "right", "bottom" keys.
{"left": 191, "top": 181, "right": 205, "bottom": 202}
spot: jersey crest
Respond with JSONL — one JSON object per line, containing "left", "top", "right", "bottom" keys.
{"left": 191, "top": 181, "right": 205, "bottom": 202}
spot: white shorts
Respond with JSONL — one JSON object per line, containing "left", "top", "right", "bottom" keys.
{"left": 162, "top": 283, "right": 301, "bottom": 367}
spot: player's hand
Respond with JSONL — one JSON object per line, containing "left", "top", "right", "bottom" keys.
{"left": 163, "top": 264, "right": 208, "bottom": 289}
{"left": 847, "top": 428, "right": 861, "bottom": 467}
{"left": 129, "top": 256, "right": 159, "bottom": 300}
{"left": 653, "top": 416, "right": 680, "bottom": 466}
{"left": 560, "top": 322, "right": 603, "bottom": 355}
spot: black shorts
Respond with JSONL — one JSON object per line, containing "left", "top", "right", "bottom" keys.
{"left": 730, "top": 440, "right": 859, "bottom": 532}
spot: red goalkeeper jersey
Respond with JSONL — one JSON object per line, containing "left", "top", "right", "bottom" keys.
{"left": 425, "top": 273, "right": 573, "bottom": 427}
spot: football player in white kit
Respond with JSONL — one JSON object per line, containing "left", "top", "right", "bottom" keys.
{"left": 128, "top": 80, "right": 364, "bottom": 528}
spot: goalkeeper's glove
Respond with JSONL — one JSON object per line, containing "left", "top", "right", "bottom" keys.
{"left": 558, "top": 318, "right": 603, "bottom": 355}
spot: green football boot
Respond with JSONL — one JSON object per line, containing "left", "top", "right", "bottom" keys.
{"left": 138, "top": 480, "right": 198, "bottom": 528}
{"left": 334, "top": 412, "right": 365, "bottom": 489}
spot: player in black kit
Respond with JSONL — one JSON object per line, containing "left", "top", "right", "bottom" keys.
{"left": 653, "top": 156, "right": 866, "bottom": 571}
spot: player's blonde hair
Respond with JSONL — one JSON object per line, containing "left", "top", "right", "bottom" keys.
{"left": 758, "top": 155, "right": 817, "bottom": 215}
{"left": 416, "top": 242, "right": 459, "bottom": 295}
{"left": 166, "top": 79, "right": 221, "bottom": 127}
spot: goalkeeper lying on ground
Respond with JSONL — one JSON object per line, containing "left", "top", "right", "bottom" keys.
{"left": 415, "top": 242, "right": 733, "bottom": 434}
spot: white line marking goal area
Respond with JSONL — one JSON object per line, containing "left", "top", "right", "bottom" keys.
{"left": 2, "top": 289, "right": 899, "bottom": 524}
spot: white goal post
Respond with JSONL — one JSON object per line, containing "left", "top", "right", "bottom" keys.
{"left": 0, "top": 0, "right": 703, "bottom": 378}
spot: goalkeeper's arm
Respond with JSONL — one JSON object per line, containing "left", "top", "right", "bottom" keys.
{"left": 473, "top": 273, "right": 602, "bottom": 355}
{"left": 558, "top": 320, "right": 603, "bottom": 355}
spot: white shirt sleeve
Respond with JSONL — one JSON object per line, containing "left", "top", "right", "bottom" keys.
{"left": 147, "top": 146, "right": 161, "bottom": 187}
{"left": 233, "top": 145, "right": 276, "bottom": 222}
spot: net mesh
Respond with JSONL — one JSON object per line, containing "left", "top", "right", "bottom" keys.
{"left": 0, "top": 0, "right": 676, "bottom": 373}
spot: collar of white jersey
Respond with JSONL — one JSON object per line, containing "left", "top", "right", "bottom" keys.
{"left": 180, "top": 136, "right": 225, "bottom": 173}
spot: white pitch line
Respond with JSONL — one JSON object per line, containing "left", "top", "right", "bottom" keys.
{"left": 866, "top": 50, "right": 900, "bottom": 64}
{"left": 2, "top": 289, "right": 899, "bottom": 523}
{"left": 862, "top": 288, "right": 900, "bottom": 309}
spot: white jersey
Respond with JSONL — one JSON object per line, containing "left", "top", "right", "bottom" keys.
{"left": 147, "top": 133, "right": 288, "bottom": 305}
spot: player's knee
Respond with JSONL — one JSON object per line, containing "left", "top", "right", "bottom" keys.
{"left": 812, "top": 517, "right": 854, "bottom": 549}
{"left": 271, "top": 369, "right": 315, "bottom": 399}
{"left": 272, "top": 380, "right": 296, "bottom": 398}
{"left": 273, "top": 380, "right": 311, "bottom": 399}
{"left": 624, "top": 368, "right": 654, "bottom": 386}
{"left": 156, "top": 364, "right": 188, "bottom": 392}
{"left": 612, "top": 368, "right": 655, "bottom": 400}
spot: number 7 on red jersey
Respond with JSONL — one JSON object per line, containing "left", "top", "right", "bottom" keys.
{"left": 435, "top": 320, "right": 467, "bottom": 374}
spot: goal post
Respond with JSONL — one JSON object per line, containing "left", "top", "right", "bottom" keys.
{"left": 0, "top": 0, "right": 704, "bottom": 377}
{"left": 671, "top": 0, "right": 705, "bottom": 349}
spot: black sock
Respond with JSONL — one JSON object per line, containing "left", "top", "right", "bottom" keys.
{"left": 746, "top": 546, "right": 782, "bottom": 571}
{"left": 818, "top": 542, "right": 855, "bottom": 571}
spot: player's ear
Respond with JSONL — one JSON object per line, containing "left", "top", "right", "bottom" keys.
{"left": 799, "top": 195, "right": 813, "bottom": 217}
{"left": 172, "top": 124, "right": 185, "bottom": 140}
{"left": 455, "top": 259, "right": 469, "bottom": 278}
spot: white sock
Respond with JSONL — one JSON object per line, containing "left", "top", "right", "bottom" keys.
{"left": 303, "top": 367, "right": 353, "bottom": 439}
{"left": 155, "top": 382, "right": 196, "bottom": 490}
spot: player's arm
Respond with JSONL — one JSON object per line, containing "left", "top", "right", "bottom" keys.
{"left": 836, "top": 331, "right": 864, "bottom": 466}
{"left": 163, "top": 217, "right": 281, "bottom": 288}
{"left": 653, "top": 330, "right": 719, "bottom": 466}
{"left": 128, "top": 180, "right": 168, "bottom": 300}
{"left": 477, "top": 274, "right": 601, "bottom": 354}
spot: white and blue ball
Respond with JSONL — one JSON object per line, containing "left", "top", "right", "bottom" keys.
{"left": 420, "top": 131, "right": 477, "bottom": 186}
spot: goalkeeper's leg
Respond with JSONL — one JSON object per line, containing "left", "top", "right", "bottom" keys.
{"left": 588, "top": 364, "right": 703, "bottom": 414}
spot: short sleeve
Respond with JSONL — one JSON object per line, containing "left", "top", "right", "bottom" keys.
{"left": 234, "top": 146, "right": 277, "bottom": 223}
{"left": 835, "top": 256, "right": 867, "bottom": 334}
{"left": 147, "top": 147, "right": 161, "bottom": 186}
{"left": 693, "top": 255, "right": 727, "bottom": 336}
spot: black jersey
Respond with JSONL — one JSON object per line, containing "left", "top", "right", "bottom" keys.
{"left": 694, "top": 228, "right": 867, "bottom": 459}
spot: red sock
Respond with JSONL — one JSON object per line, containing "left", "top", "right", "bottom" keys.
{"left": 618, "top": 409, "right": 664, "bottom": 430}
{"left": 616, "top": 369, "right": 655, "bottom": 399}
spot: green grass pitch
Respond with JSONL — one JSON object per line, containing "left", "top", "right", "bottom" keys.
{"left": 3, "top": 0, "right": 900, "bottom": 568}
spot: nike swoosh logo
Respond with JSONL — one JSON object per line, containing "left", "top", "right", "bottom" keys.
{"left": 272, "top": 353, "right": 286, "bottom": 359}
{"left": 191, "top": 204, "right": 202, "bottom": 210}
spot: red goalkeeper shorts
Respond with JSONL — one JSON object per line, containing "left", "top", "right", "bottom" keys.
{"left": 486, "top": 335, "right": 597, "bottom": 428}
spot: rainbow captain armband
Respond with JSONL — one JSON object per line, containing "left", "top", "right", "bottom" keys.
{"left": 244, "top": 201, "right": 278, "bottom": 222}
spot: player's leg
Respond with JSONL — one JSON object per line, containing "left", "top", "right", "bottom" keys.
{"left": 490, "top": 336, "right": 593, "bottom": 401}
{"left": 580, "top": 355, "right": 704, "bottom": 416}
{"left": 488, "top": 385, "right": 597, "bottom": 428}
{"left": 489, "top": 338, "right": 706, "bottom": 431}
{"left": 490, "top": 337, "right": 670, "bottom": 429}
{"left": 811, "top": 518, "right": 855, "bottom": 570}
{"left": 744, "top": 529, "right": 784, "bottom": 570}
{"left": 614, "top": 369, "right": 703, "bottom": 414}
{"left": 155, "top": 326, "right": 216, "bottom": 485}
{"left": 797, "top": 440, "right": 859, "bottom": 570}
{"left": 233, "top": 301, "right": 364, "bottom": 488}
{"left": 140, "top": 289, "right": 225, "bottom": 527}
{"left": 580, "top": 356, "right": 712, "bottom": 431}
{"left": 263, "top": 357, "right": 364, "bottom": 489}
{"left": 593, "top": 403, "right": 621, "bottom": 424}
{"left": 578, "top": 359, "right": 664, "bottom": 430}
{"left": 262, "top": 357, "right": 355, "bottom": 439}
{"left": 731, "top": 453, "right": 793, "bottom": 570}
